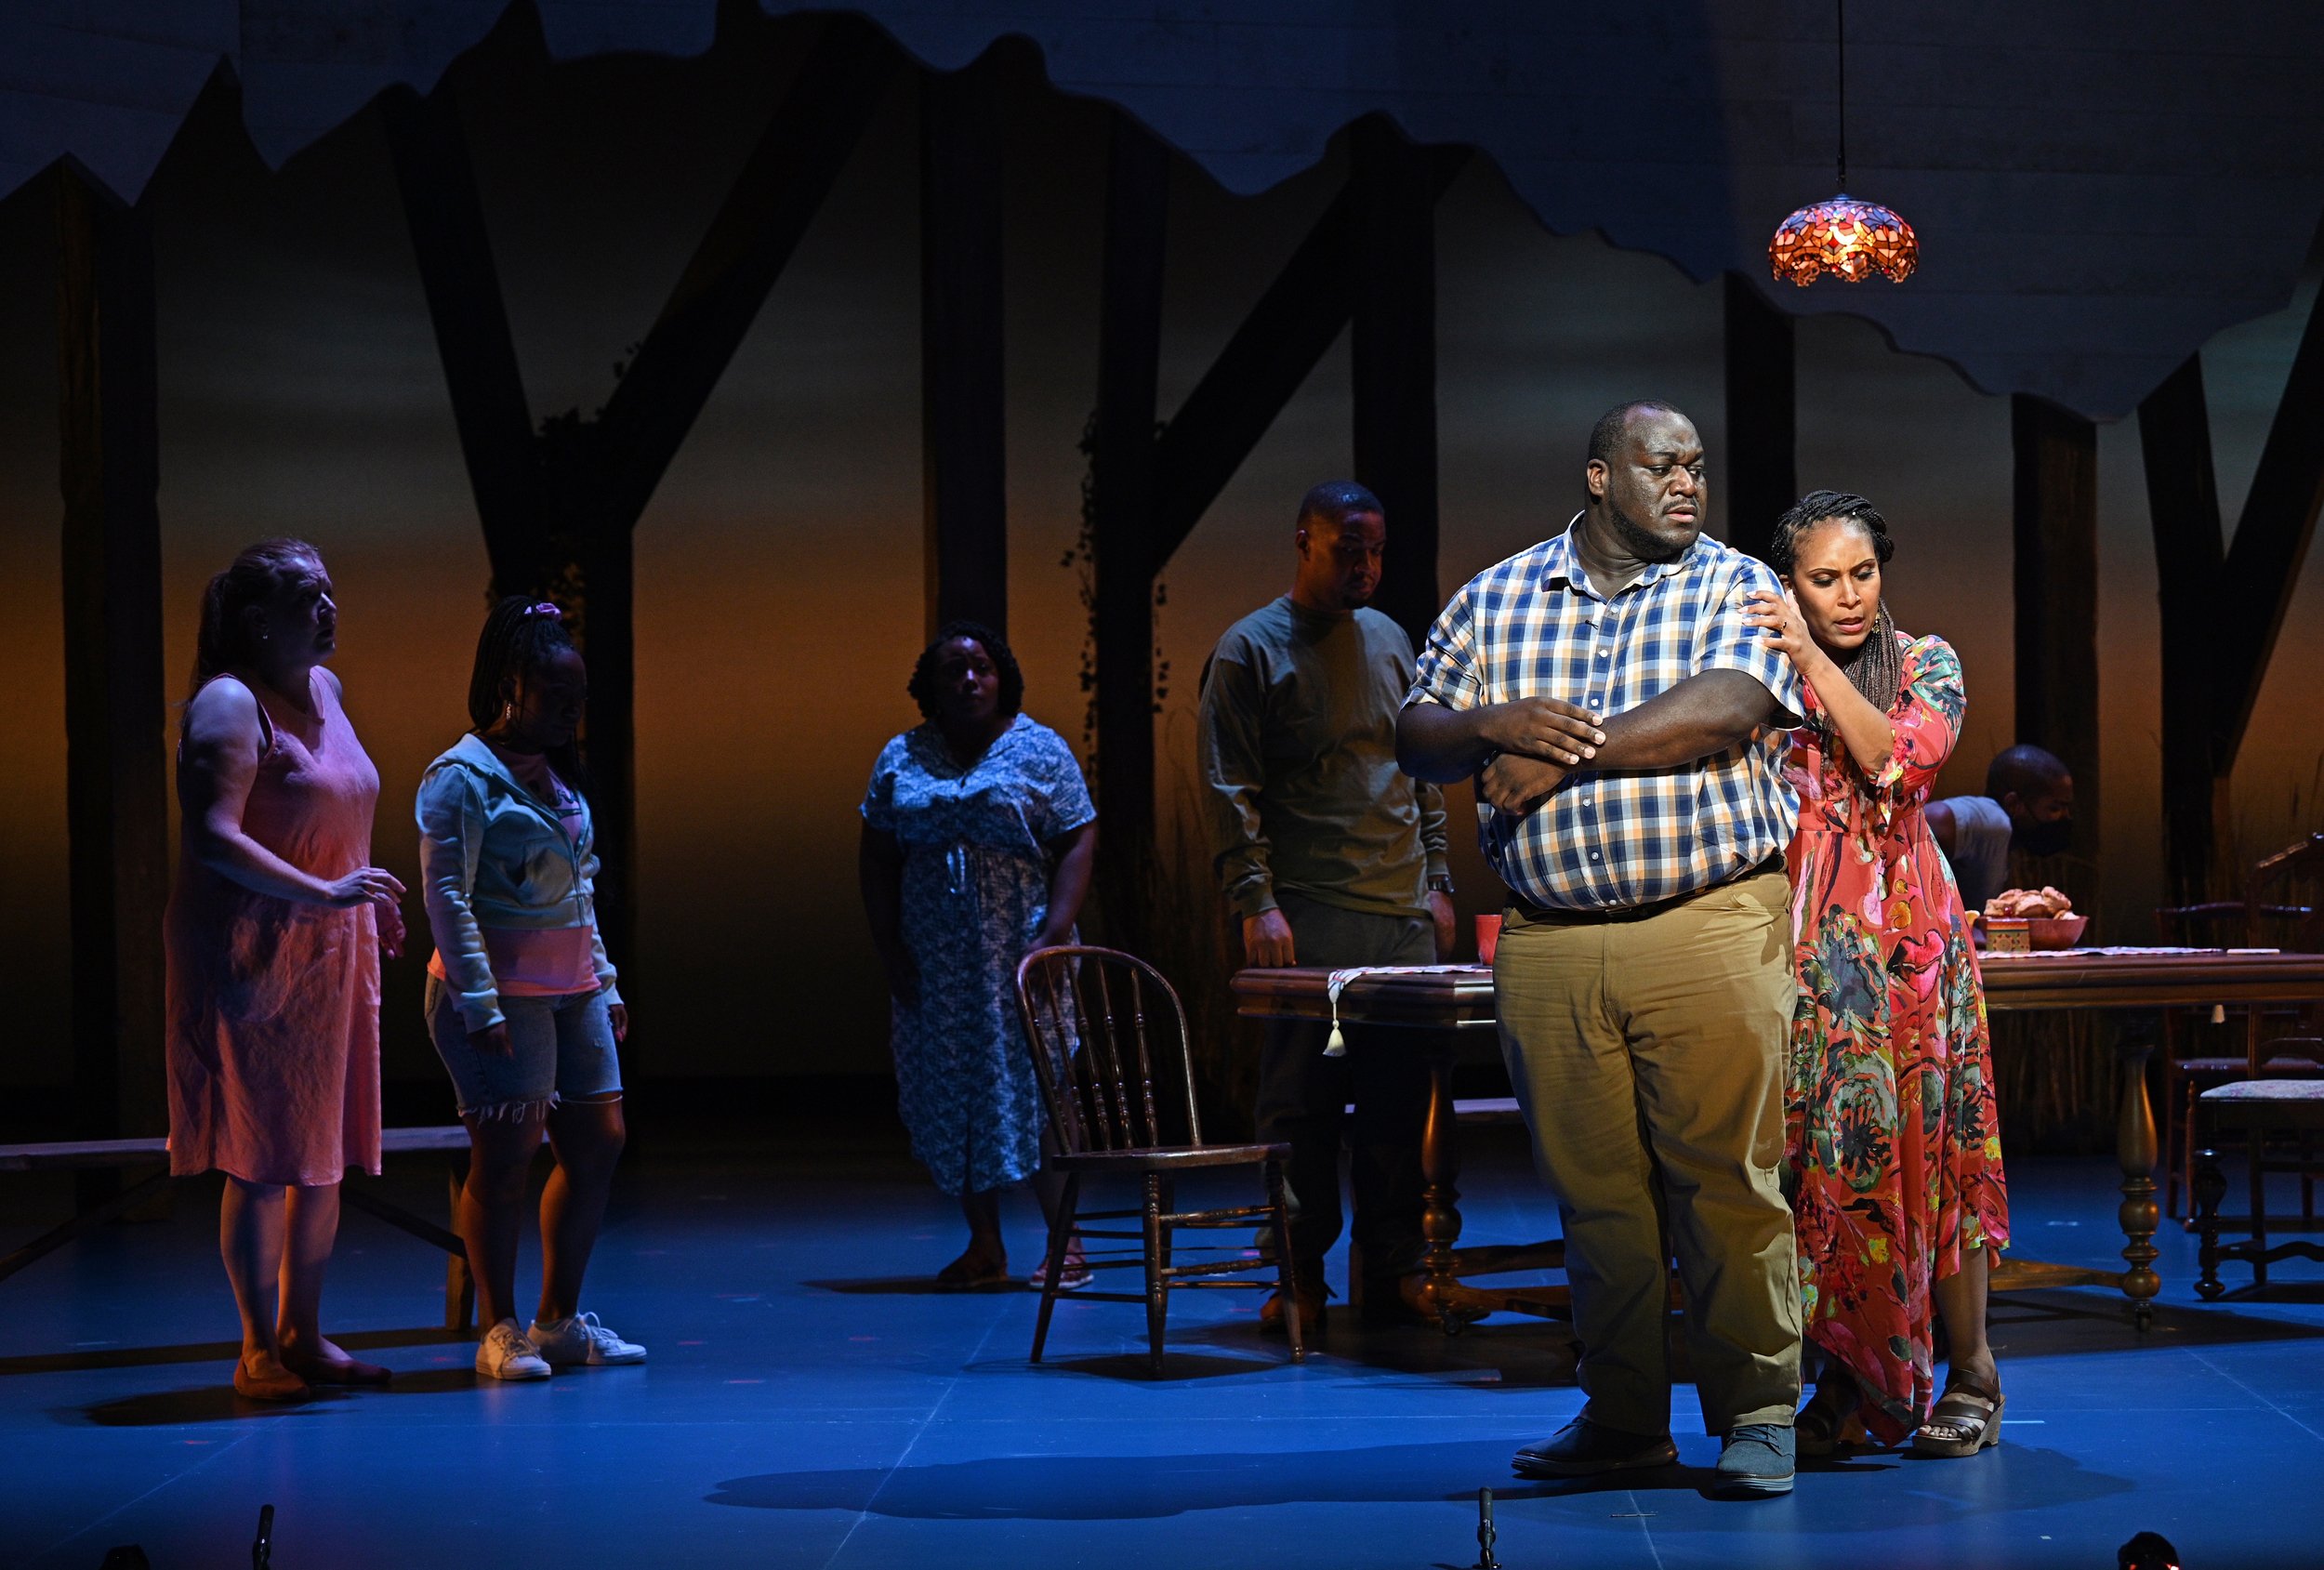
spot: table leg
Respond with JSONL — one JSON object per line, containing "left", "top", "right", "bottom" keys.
{"left": 2115, "top": 1032, "right": 2161, "bottom": 1328}
{"left": 1414, "top": 1048, "right": 1469, "bottom": 1331}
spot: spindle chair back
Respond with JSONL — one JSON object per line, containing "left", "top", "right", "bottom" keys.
{"left": 1013, "top": 944, "right": 1303, "bottom": 1375}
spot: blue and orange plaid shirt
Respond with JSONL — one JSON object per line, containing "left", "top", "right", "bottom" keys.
{"left": 1406, "top": 518, "right": 1802, "bottom": 913}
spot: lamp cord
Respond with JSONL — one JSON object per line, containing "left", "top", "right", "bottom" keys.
{"left": 1836, "top": 0, "right": 1848, "bottom": 190}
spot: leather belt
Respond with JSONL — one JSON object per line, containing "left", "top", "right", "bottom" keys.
{"left": 1510, "top": 852, "right": 1786, "bottom": 926}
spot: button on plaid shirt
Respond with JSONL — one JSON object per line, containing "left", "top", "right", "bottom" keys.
{"left": 1406, "top": 519, "right": 1802, "bottom": 912}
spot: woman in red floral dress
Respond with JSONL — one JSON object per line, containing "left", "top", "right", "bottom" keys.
{"left": 1743, "top": 491, "right": 2011, "bottom": 1458}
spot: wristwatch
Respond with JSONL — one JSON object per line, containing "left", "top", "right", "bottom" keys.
{"left": 1426, "top": 872, "right": 1457, "bottom": 896}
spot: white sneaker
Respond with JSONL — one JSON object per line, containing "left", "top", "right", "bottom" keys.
{"left": 528, "top": 1311, "right": 647, "bottom": 1366}
{"left": 476, "top": 1318, "right": 550, "bottom": 1380}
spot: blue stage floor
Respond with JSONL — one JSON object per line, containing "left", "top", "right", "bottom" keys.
{"left": 4, "top": 1128, "right": 2319, "bottom": 1569}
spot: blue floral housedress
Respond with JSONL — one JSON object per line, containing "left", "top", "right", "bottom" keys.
{"left": 861, "top": 714, "right": 1095, "bottom": 1195}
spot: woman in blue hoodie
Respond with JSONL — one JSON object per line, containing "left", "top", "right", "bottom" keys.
{"left": 417, "top": 599, "right": 645, "bottom": 1381}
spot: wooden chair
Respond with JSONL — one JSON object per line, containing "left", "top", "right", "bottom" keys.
{"left": 2195, "top": 1080, "right": 2324, "bottom": 1296}
{"left": 2184, "top": 835, "right": 2324, "bottom": 1279}
{"left": 2156, "top": 837, "right": 2324, "bottom": 1218}
{"left": 1014, "top": 945, "right": 1304, "bottom": 1376}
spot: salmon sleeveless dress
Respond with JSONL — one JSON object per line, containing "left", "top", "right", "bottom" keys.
{"left": 165, "top": 671, "right": 383, "bottom": 1185}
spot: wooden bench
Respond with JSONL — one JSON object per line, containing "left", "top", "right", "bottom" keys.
{"left": 0, "top": 1126, "right": 482, "bottom": 1330}
{"left": 1343, "top": 1096, "right": 1525, "bottom": 1124}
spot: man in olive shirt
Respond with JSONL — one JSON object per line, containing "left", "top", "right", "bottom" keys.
{"left": 1197, "top": 481, "right": 1455, "bottom": 1334}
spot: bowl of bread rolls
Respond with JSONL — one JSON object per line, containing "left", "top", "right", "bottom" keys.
{"left": 1983, "top": 886, "right": 2085, "bottom": 951}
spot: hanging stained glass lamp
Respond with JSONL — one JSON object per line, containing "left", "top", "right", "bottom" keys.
{"left": 1769, "top": 0, "right": 1917, "bottom": 286}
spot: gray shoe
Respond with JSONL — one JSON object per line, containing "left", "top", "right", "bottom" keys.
{"left": 1512, "top": 1417, "right": 1678, "bottom": 1478}
{"left": 1713, "top": 1422, "right": 1796, "bottom": 1497}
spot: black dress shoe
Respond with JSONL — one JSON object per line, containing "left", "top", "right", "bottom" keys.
{"left": 1364, "top": 1273, "right": 1459, "bottom": 1328}
{"left": 1259, "top": 1280, "right": 1328, "bottom": 1335}
{"left": 1512, "top": 1418, "right": 1679, "bottom": 1478}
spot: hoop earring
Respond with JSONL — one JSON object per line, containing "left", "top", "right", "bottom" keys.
{"left": 502, "top": 702, "right": 513, "bottom": 722}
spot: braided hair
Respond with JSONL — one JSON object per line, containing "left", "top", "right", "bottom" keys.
{"left": 1768, "top": 490, "right": 1905, "bottom": 713}
{"left": 189, "top": 538, "right": 324, "bottom": 700}
{"left": 906, "top": 620, "right": 1023, "bottom": 722}
{"left": 467, "top": 596, "right": 588, "bottom": 789}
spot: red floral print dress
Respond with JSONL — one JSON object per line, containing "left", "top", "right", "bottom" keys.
{"left": 1782, "top": 632, "right": 2010, "bottom": 1445}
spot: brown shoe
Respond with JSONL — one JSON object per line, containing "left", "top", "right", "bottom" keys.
{"left": 1259, "top": 1280, "right": 1328, "bottom": 1335}
{"left": 232, "top": 1356, "right": 311, "bottom": 1404}
{"left": 284, "top": 1352, "right": 393, "bottom": 1387}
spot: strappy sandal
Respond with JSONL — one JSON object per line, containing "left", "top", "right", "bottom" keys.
{"left": 1913, "top": 1371, "right": 2005, "bottom": 1458}
{"left": 1795, "top": 1369, "right": 1862, "bottom": 1458}
{"left": 1029, "top": 1237, "right": 1092, "bottom": 1291}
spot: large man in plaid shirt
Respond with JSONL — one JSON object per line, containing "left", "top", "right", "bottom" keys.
{"left": 1398, "top": 402, "right": 1806, "bottom": 1497}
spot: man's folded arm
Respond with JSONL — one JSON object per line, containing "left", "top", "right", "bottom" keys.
{"left": 1586, "top": 669, "right": 1781, "bottom": 772}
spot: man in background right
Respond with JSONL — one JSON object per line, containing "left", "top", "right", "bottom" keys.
{"left": 1926, "top": 744, "right": 2076, "bottom": 915}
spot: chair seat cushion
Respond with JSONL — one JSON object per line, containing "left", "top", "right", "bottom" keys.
{"left": 1053, "top": 1142, "right": 1291, "bottom": 1172}
{"left": 2201, "top": 1079, "right": 2324, "bottom": 1102}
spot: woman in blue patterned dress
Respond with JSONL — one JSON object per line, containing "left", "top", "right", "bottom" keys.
{"left": 859, "top": 622, "right": 1098, "bottom": 1286}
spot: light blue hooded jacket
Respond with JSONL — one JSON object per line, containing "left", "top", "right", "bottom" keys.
{"left": 416, "top": 732, "right": 621, "bottom": 1031}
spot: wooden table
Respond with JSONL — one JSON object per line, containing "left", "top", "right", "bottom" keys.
{"left": 1233, "top": 948, "right": 2324, "bottom": 1330}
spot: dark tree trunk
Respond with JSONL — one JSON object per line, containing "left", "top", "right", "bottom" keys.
{"left": 378, "top": 90, "right": 549, "bottom": 598}
{"left": 919, "top": 54, "right": 1008, "bottom": 636}
{"left": 2134, "top": 288, "right": 2324, "bottom": 900}
{"left": 1722, "top": 273, "right": 1796, "bottom": 566}
{"left": 2135, "top": 355, "right": 2228, "bottom": 902}
{"left": 2011, "top": 394, "right": 2102, "bottom": 887}
{"left": 1089, "top": 118, "right": 1169, "bottom": 947}
{"left": 1351, "top": 117, "right": 1445, "bottom": 652}
{"left": 56, "top": 164, "right": 169, "bottom": 1153}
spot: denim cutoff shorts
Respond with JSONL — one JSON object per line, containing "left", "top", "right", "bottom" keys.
{"left": 425, "top": 974, "right": 622, "bottom": 1119}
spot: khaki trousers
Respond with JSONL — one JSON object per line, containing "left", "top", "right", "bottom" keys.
{"left": 1497, "top": 865, "right": 1802, "bottom": 1435}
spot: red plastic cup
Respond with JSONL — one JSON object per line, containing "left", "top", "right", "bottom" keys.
{"left": 1474, "top": 914, "right": 1502, "bottom": 966}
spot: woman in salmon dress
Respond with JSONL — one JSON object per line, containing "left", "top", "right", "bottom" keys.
{"left": 1744, "top": 492, "right": 2011, "bottom": 1458}
{"left": 166, "top": 539, "right": 405, "bottom": 1401}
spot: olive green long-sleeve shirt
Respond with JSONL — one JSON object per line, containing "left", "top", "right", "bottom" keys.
{"left": 1196, "top": 597, "right": 1449, "bottom": 920}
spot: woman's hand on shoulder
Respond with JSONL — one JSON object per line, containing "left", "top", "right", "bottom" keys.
{"left": 1742, "top": 587, "right": 1820, "bottom": 669}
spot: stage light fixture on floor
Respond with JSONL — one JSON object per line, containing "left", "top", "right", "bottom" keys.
{"left": 1769, "top": 0, "right": 1919, "bottom": 286}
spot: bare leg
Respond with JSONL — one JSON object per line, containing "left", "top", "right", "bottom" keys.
{"left": 1028, "top": 1166, "right": 1085, "bottom": 1278}
{"left": 275, "top": 1181, "right": 339, "bottom": 1360}
{"left": 537, "top": 1094, "right": 627, "bottom": 1324}
{"left": 1031, "top": 1166, "right": 1067, "bottom": 1232}
{"left": 1932, "top": 1242, "right": 1998, "bottom": 1394}
{"left": 943, "top": 1188, "right": 1008, "bottom": 1279}
{"left": 458, "top": 1110, "right": 548, "bottom": 1334}
{"left": 275, "top": 1181, "right": 393, "bottom": 1382}
{"left": 220, "top": 1178, "right": 292, "bottom": 1384}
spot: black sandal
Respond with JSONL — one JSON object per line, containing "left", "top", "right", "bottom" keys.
{"left": 1913, "top": 1371, "right": 2005, "bottom": 1458}
{"left": 1795, "top": 1368, "right": 1861, "bottom": 1457}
